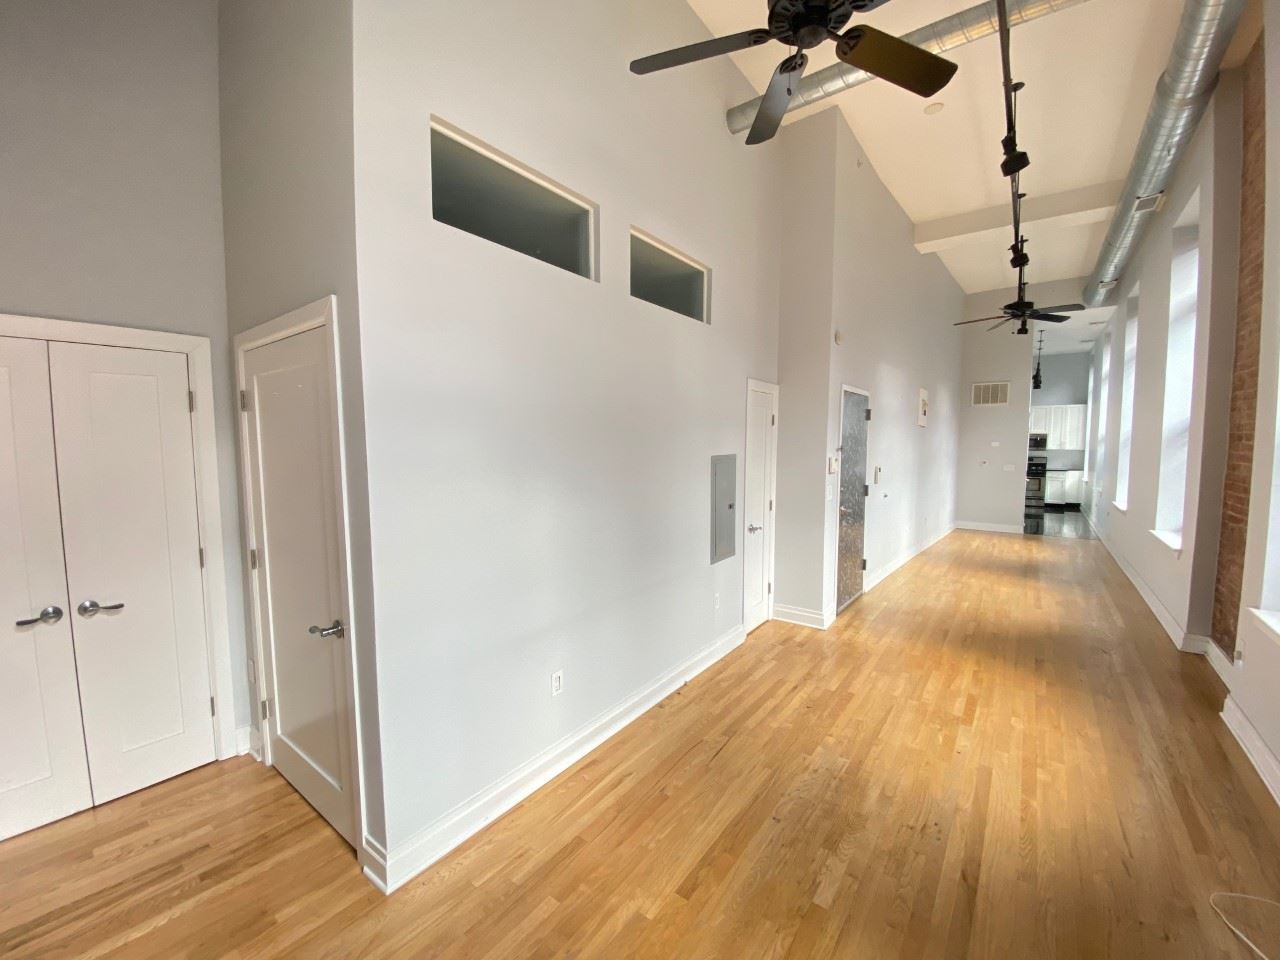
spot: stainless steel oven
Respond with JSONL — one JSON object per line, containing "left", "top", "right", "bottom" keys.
{"left": 1029, "top": 433, "right": 1048, "bottom": 451}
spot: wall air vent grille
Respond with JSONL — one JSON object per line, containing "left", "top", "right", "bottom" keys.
{"left": 971, "top": 381, "right": 1010, "bottom": 406}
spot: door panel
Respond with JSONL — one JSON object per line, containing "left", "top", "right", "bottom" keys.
{"left": 243, "top": 327, "right": 354, "bottom": 844}
{"left": 743, "top": 385, "right": 776, "bottom": 634}
{"left": 837, "top": 391, "right": 870, "bottom": 612}
{"left": 49, "top": 342, "right": 214, "bottom": 804}
{"left": 0, "top": 337, "right": 92, "bottom": 839}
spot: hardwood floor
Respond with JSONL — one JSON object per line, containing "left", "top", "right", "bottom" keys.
{"left": 4, "top": 530, "right": 1280, "bottom": 959}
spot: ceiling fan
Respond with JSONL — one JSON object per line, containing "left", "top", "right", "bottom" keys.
{"left": 955, "top": 266, "right": 1086, "bottom": 335}
{"left": 630, "top": 0, "right": 959, "bottom": 145}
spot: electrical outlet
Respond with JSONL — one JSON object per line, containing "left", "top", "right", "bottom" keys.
{"left": 551, "top": 670, "right": 564, "bottom": 697}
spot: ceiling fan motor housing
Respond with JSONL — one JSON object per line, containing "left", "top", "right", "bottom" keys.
{"left": 767, "top": 0, "right": 889, "bottom": 48}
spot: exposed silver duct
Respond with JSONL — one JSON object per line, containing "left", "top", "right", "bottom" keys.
{"left": 1081, "top": 0, "right": 1245, "bottom": 306}
{"left": 724, "top": 0, "right": 1094, "bottom": 135}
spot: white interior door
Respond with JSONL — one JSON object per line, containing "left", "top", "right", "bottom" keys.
{"left": 242, "top": 326, "right": 354, "bottom": 845}
{"left": 743, "top": 382, "right": 777, "bottom": 634}
{"left": 0, "top": 337, "right": 92, "bottom": 839}
{"left": 49, "top": 341, "right": 214, "bottom": 804}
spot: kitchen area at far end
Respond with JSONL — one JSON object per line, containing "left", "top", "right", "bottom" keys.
{"left": 1025, "top": 349, "right": 1097, "bottom": 539}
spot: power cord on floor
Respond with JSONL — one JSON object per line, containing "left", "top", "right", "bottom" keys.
{"left": 1211, "top": 892, "right": 1280, "bottom": 959}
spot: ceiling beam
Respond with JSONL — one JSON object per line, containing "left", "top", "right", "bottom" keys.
{"left": 914, "top": 181, "right": 1123, "bottom": 255}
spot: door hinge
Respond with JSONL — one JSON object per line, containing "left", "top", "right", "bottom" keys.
{"left": 863, "top": 484, "right": 869, "bottom": 497}
{"left": 198, "top": 546, "right": 205, "bottom": 568}
{"left": 768, "top": 582, "right": 772, "bottom": 595}
{"left": 261, "top": 699, "right": 271, "bottom": 721}
{"left": 249, "top": 547, "right": 258, "bottom": 570}
{"left": 771, "top": 414, "right": 776, "bottom": 426}
{"left": 769, "top": 499, "right": 773, "bottom": 511}
{"left": 210, "top": 696, "right": 216, "bottom": 717}
{"left": 865, "top": 408, "right": 872, "bottom": 421}
{"left": 188, "top": 390, "right": 195, "bottom": 412}
{"left": 240, "top": 389, "right": 250, "bottom": 412}
{"left": 861, "top": 558, "right": 867, "bottom": 571}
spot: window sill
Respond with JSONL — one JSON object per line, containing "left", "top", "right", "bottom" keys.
{"left": 1149, "top": 529, "right": 1183, "bottom": 557}
{"left": 1111, "top": 501, "right": 1128, "bottom": 514}
{"left": 1250, "top": 609, "right": 1280, "bottom": 649}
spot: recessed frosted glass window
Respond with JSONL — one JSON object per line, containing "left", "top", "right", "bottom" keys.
{"left": 1115, "top": 292, "right": 1140, "bottom": 510}
{"left": 630, "top": 230, "right": 709, "bottom": 323}
{"left": 1154, "top": 217, "right": 1200, "bottom": 541}
{"left": 430, "top": 122, "right": 595, "bottom": 280}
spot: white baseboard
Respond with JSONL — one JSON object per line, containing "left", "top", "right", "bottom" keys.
{"left": 1096, "top": 535, "right": 1193, "bottom": 651}
{"left": 1181, "top": 633, "right": 1212, "bottom": 656}
{"left": 773, "top": 604, "right": 834, "bottom": 629}
{"left": 1205, "top": 638, "right": 1237, "bottom": 689}
{"left": 363, "top": 624, "right": 747, "bottom": 894}
{"left": 865, "top": 525, "right": 955, "bottom": 594}
{"left": 1222, "top": 696, "right": 1280, "bottom": 810}
{"left": 955, "top": 520, "right": 1024, "bottom": 534}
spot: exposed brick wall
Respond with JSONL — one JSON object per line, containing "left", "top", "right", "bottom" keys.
{"left": 1212, "top": 36, "right": 1266, "bottom": 657}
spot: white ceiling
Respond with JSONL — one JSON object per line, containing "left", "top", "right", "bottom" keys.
{"left": 681, "top": 0, "right": 1181, "bottom": 294}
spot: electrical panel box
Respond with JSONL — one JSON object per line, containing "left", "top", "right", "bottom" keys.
{"left": 710, "top": 454, "right": 736, "bottom": 564}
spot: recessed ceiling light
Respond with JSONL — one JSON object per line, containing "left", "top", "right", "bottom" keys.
{"left": 924, "top": 102, "right": 945, "bottom": 116}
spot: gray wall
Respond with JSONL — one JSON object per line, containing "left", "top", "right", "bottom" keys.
{"left": 1032, "top": 352, "right": 1092, "bottom": 406}
{"left": 771, "top": 109, "right": 964, "bottom": 619}
{"left": 1085, "top": 84, "right": 1240, "bottom": 640}
{"left": 352, "top": 0, "right": 782, "bottom": 852}
{"left": 825, "top": 114, "right": 963, "bottom": 607}
{"left": 219, "top": 0, "right": 385, "bottom": 844}
{"left": 0, "top": 0, "right": 248, "bottom": 721}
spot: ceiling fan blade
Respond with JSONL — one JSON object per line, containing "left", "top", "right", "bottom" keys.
{"left": 631, "top": 29, "right": 772, "bottom": 75}
{"left": 954, "top": 314, "right": 1008, "bottom": 326}
{"left": 746, "top": 53, "right": 808, "bottom": 145}
{"left": 988, "top": 318, "right": 1012, "bottom": 332}
{"left": 834, "top": 25, "right": 958, "bottom": 98}
{"left": 1031, "top": 313, "right": 1071, "bottom": 323}
{"left": 1034, "top": 303, "right": 1086, "bottom": 314}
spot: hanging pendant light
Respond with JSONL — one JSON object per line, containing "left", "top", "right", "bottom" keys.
{"left": 1032, "top": 331, "right": 1045, "bottom": 390}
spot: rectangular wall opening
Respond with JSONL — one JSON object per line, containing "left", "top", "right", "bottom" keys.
{"left": 430, "top": 120, "right": 596, "bottom": 280}
{"left": 1154, "top": 204, "right": 1201, "bottom": 545}
{"left": 1114, "top": 292, "right": 1140, "bottom": 511}
{"left": 630, "top": 229, "right": 709, "bottom": 323}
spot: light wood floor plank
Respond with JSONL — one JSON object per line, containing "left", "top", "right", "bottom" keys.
{"left": 3, "top": 530, "right": 1280, "bottom": 958}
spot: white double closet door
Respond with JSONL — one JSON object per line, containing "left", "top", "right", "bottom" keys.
{"left": 0, "top": 336, "right": 214, "bottom": 841}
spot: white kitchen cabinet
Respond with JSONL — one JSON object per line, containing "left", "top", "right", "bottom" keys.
{"left": 1065, "top": 470, "right": 1085, "bottom": 503}
{"left": 1045, "top": 475, "right": 1066, "bottom": 505}
{"left": 1029, "top": 404, "right": 1087, "bottom": 450}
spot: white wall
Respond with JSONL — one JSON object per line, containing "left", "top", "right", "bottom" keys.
{"left": 825, "top": 116, "right": 963, "bottom": 604}
{"left": 0, "top": 0, "right": 248, "bottom": 721}
{"left": 1219, "top": 0, "right": 1280, "bottom": 796}
{"left": 1086, "top": 84, "right": 1241, "bottom": 645}
{"left": 351, "top": 0, "right": 782, "bottom": 864}
{"left": 1033, "top": 353, "right": 1091, "bottom": 406}
{"left": 955, "top": 287, "right": 1037, "bottom": 532}
{"left": 770, "top": 109, "right": 963, "bottom": 623}
{"left": 219, "top": 0, "right": 386, "bottom": 844}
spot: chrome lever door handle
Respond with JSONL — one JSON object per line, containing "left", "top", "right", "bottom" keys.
{"left": 747, "top": 524, "right": 763, "bottom": 533}
{"left": 309, "top": 620, "right": 345, "bottom": 639}
{"left": 16, "top": 605, "right": 63, "bottom": 627}
{"left": 78, "top": 599, "right": 125, "bottom": 618}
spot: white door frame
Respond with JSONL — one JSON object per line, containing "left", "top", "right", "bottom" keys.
{"left": 0, "top": 312, "right": 239, "bottom": 760}
{"left": 744, "top": 379, "right": 779, "bottom": 628}
{"left": 233, "top": 296, "right": 363, "bottom": 847}
{"left": 836, "top": 385, "right": 872, "bottom": 609}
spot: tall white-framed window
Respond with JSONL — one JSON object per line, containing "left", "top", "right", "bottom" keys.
{"left": 1084, "top": 363, "right": 1096, "bottom": 481}
{"left": 1096, "top": 334, "right": 1112, "bottom": 493}
{"left": 1114, "top": 291, "right": 1140, "bottom": 511}
{"left": 1153, "top": 207, "right": 1201, "bottom": 545}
